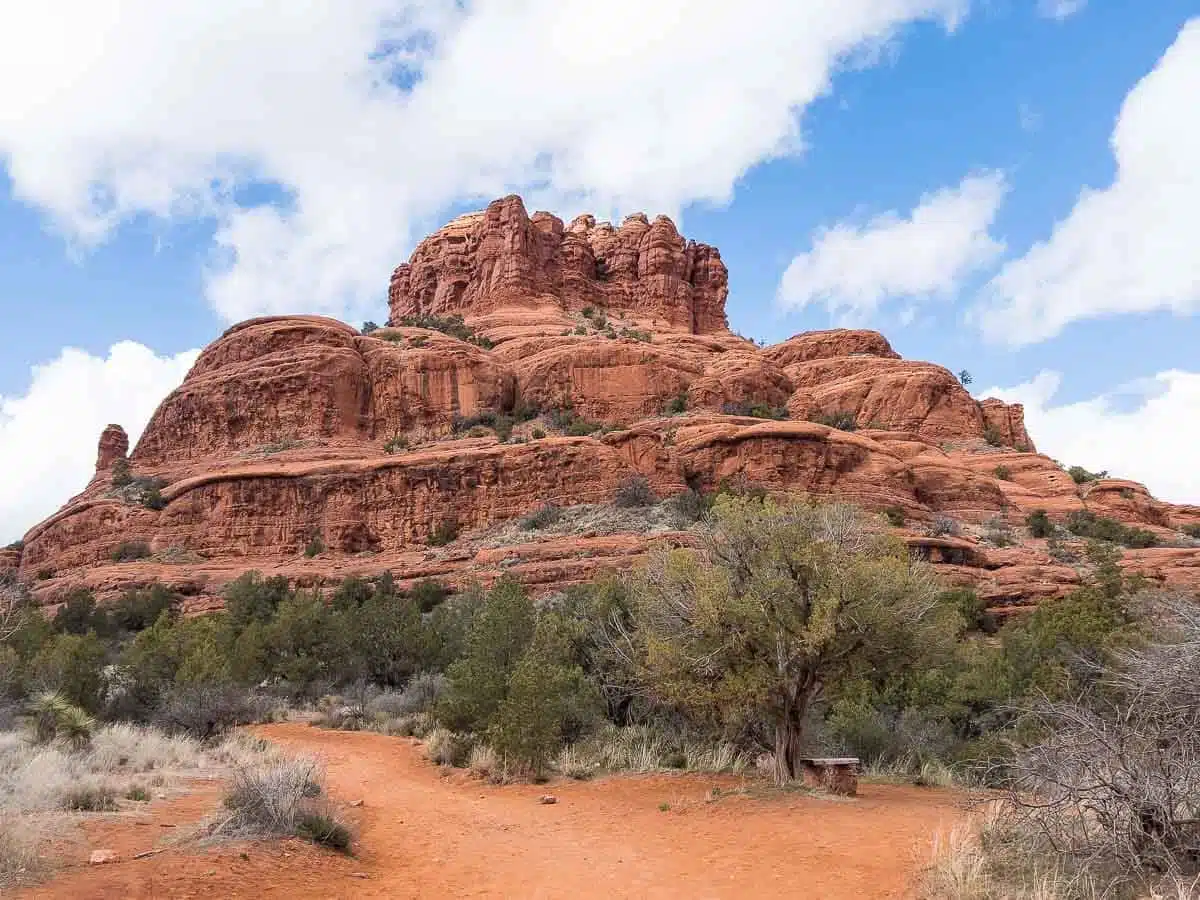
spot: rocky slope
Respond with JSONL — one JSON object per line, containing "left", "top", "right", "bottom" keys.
{"left": 8, "top": 196, "right": 1200, "bottom": 613}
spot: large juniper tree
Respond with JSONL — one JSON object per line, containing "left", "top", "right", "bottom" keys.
{"left": 624, "top": 496, "right": 955, "bottom": 784}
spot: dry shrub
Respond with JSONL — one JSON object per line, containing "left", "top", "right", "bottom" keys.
{"left": 213, "top": 756, "right": 351, "bottom": 853}
{"left": 424, "top": 728, "right": 471, "bottom": 767}
{"left": 0, "top": 818, "right": 43, "bottom": 889}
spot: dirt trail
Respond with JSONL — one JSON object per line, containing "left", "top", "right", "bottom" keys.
{"left": 19, "top": 723, "right": 964, "bottom": 899}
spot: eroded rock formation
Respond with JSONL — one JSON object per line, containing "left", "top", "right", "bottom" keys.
{"left": 6, "top": 197, "right": 1199, "bottom": 614}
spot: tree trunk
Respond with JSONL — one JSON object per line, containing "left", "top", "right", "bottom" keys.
{"left": 772, "top": 711, "right": 805, "bottom": 786}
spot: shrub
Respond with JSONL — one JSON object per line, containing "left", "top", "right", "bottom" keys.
{"left": 1065, "top": 510, "right": 1159, "bottom": 548}
{"left": 408, "top": 579, "right": 448, "bottom": 613}
{"left": 1026, "top": 509, "right": 1054, "bottom": 539}
{"left": 1068, "top": 465, "right": 1108, "bottom": 485}
{"left": 2, "top": 539, "right": 21, "bottom": 552}
{"left": 614, "top": 475, "right": 656, "bottom": 508}
{"left": 62, "top": 784, "right": 117, "bottom": 811}
{"left": 111, "top": 540, "right": 151, "bottom": 562}
{"left": 295, "top": 812, "right": 352, "bottom": 852}
{"left": 993, "top": 465, "right": 1012, "bottom": 481}
{"left": 303, "top": 533, "right": 324, "bottom": 558}
{"left": 982, "top": 424, "right": 1004, "bottom": 447}
{"left": 565, "top": 418, "right": 602, "bottom": 437}
{"left": 521, "top": 503, "right": 563, "bottom": 531}
{"left": 530, "top": 427, "right": 546, "bottom": 440}
{"left": 620, "top": 328, "right": 651, "bottom": 343}
{"left": 883, "top": 506, "right": 906, "bottom": 527}
{"left": 581, "top": 306, "right": 596, "bottom": 319}
{"left": 811, "top": 410, "right": 857, "bottom": 431}
{"left": 925, "top": 516, "right": 960, "bottom": 538}
{"left": 668, "top": 488, "right": 711, "bottom": 525}
{"left": 361, "top": 321, "right": 378, "bottom": 334}
{"left": 493, "top": 415, "right": 515, "bottom": 443}
{"left": 665, "top": 392, "right": 688, "bottom": 415}
{"left": 394, "top": 313, "right": 492, "bottom": 349}
{"left": 32, "top": 635, "right": 107, "bottom": 713}
{"left": 111, "top": 458, "right": 133, "bottom": 488}
{"left": 31, "top": 692, "right": 95, "bottom": 749}
{"left": 957, "top": 369, "right": 972, "bottom": 386}
{"left": 1183, "top": 524, "right": 1200, "bottom": 539}
{"left": 156, "top": 682, "right": 253, "bottom": 741}
{"left": 383, "top": 435, "right": 408, "bottom": 454}
{"left": 427, "top": 518, "right": 459, "bottom": 547}
{"left": 424, "top": 727, "right": 471, "bottom": 767}
{"left": 984, "top": 516, "right": 1015, "bottom": 548}
{"left": 109, "top": 585, "right": 177, "bottom": 632}
{"left": 216, "top": 756, "right": 350, "bottom": 852}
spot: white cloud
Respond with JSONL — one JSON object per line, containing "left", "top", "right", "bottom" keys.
{"left": 0, "top": 344, "right": 199, "bottom": 545}
{"left": 976, "top": 19, "right": 1200, "bottom": 345}
{"left": 983, "top": 370, "right": 1200, "bottom": 505}
{"left": 0, "top": 0, "right": 969, "bottom": 324}
{"left": 1037, "top": 0, "right": 1086, "bottom": 21}
{"left": 776, "top": 171, "right": 1007, "bottom": 323}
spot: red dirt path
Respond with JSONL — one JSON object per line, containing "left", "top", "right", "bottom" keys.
{"left": 18, "top": 723, "right": 964, "bottom": 899}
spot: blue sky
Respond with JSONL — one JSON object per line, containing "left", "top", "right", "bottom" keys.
{"left": 1, "top": 0, "right": 1198, "bottom": 541}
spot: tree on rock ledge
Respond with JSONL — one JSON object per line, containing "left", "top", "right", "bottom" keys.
{"left": 624, "top": 496, "right": 958, "bottom": 785}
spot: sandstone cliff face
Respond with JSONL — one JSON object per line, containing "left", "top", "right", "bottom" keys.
{"left": 8, "top": 198, "right": 1199, "bottom": 614}
{"left": 389, "top": 196, "right": 729, "bottom": 334}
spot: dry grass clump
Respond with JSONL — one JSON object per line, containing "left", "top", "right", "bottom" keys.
{"left": 553, "top": 725, "right": 750, "bottom": 777}
{"left": 211, "top": 756, "right": 352, "bottom": 853}
{"left": 0, "top": 817, "right": 44, "bottom": 889}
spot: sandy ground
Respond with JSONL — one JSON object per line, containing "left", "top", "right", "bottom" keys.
{"left": 17, "top": 723, "right": 964, "bottom": 899}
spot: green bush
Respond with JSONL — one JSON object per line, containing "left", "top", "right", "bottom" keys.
{"left": 394, "top": 314, "right": 493, "bottom": 349}
{"left": 982, "top": 424, "right": 1003, "bottom": 447}
{"left": 1067, "top": 465, "right": 1107, "bottom": 485}
{"left": 665, "top": 392, "right": 688, "bottom": 415}
{"left": 383, "top": 435, "right": 408, "bottom": 454}
{"left": 303, "top": 533, "right": 325, "bottom": 558}
{"left": 1065, "top": 510, "right": 1158, "bottom": 548}
{"left": 427, "top": 518, "right": 459, "bottom": 547}
{"left": 530, "top": 427, "right": 546, "bottom": 440}
{"left": 437, "top": 578, "right": 534, "bottom": 733}
{"left": 810, "top": 410, "right": 857, "bottom": 431}
{"left": 361, "top": 321, "right": 378, "bottom": 334}
{"left": 111, "top": 540, "right": 151, "bottom": 562}
{"left": 993, "top": 465, "right": 1012, "bottom": 481}
{"left": 521, "top": 503, "right": 563, "bottom": 531}
{"left": 614, "top": 475, "right": 656, "bottom": 508}
{"left": 296, "top": 812, "right": 352, "bottom": 853}
{"left": 565, "top": 418, "right": 602, "bottom": 437}
{"left": 1183, "top": 524, "right": 1200, "bottom": 539}
{"left": 1025, "top": 509, "right": 1054, "bottom": 538}
{"left": 668, "top": 488, "right": 711, "bottom": 524}
{"left": 32, "top": 634, "right": 107, "bottom": 713}
{"left": 883, "top": 506, "right": 906, "bottom": 527}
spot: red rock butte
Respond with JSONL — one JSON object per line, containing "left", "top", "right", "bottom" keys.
{"left": 8, "top": 195, "right": 1200, "bottom": 613}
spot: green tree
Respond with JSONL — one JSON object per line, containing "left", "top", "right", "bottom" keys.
{"left": 624, "top": 496, "right": 952, "bottom": 784}
{"left": 489, "top": 615, "right": 599, "bottom": 774}
{"left": 31, "top": 632, "right": 108, "bottom": 712}
{"left": 437, "top": 578, "right": 535, "bottom": 732}
{"left": 224, "top": 572, "right": 292, "bottom": 631}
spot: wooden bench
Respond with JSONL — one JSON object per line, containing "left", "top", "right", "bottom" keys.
{"left": 798, "top": 757, "right": 859, "bottom": 796}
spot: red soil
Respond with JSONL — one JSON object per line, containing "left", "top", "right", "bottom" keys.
{"left": 19, "top": 723, "right": 964, "bottom": 899}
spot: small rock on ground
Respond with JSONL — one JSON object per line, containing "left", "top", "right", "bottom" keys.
{"left": 89, "top": 850, "right": 118, "bottom": 865}
{"left": 538, "top": 795, "right": 557, "bottom": 805}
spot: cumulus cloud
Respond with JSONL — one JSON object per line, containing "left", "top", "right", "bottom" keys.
{"left": 983, "top": 370, "right": 1200, "bottom": 505}
{"left": 1037, "top": 0, "right": 1087, "bottom": 21}
{"left": 0, "top": 344, "right": 199, "bottom": 544}
{"left": 0, "top": 0, "right": 969, "bottom": 325}
{"left": 976, "top": 19, "right": 1200, "bottom": 345}
{"left": 776, "top": 172, "right": 1007, "bottom": 323}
